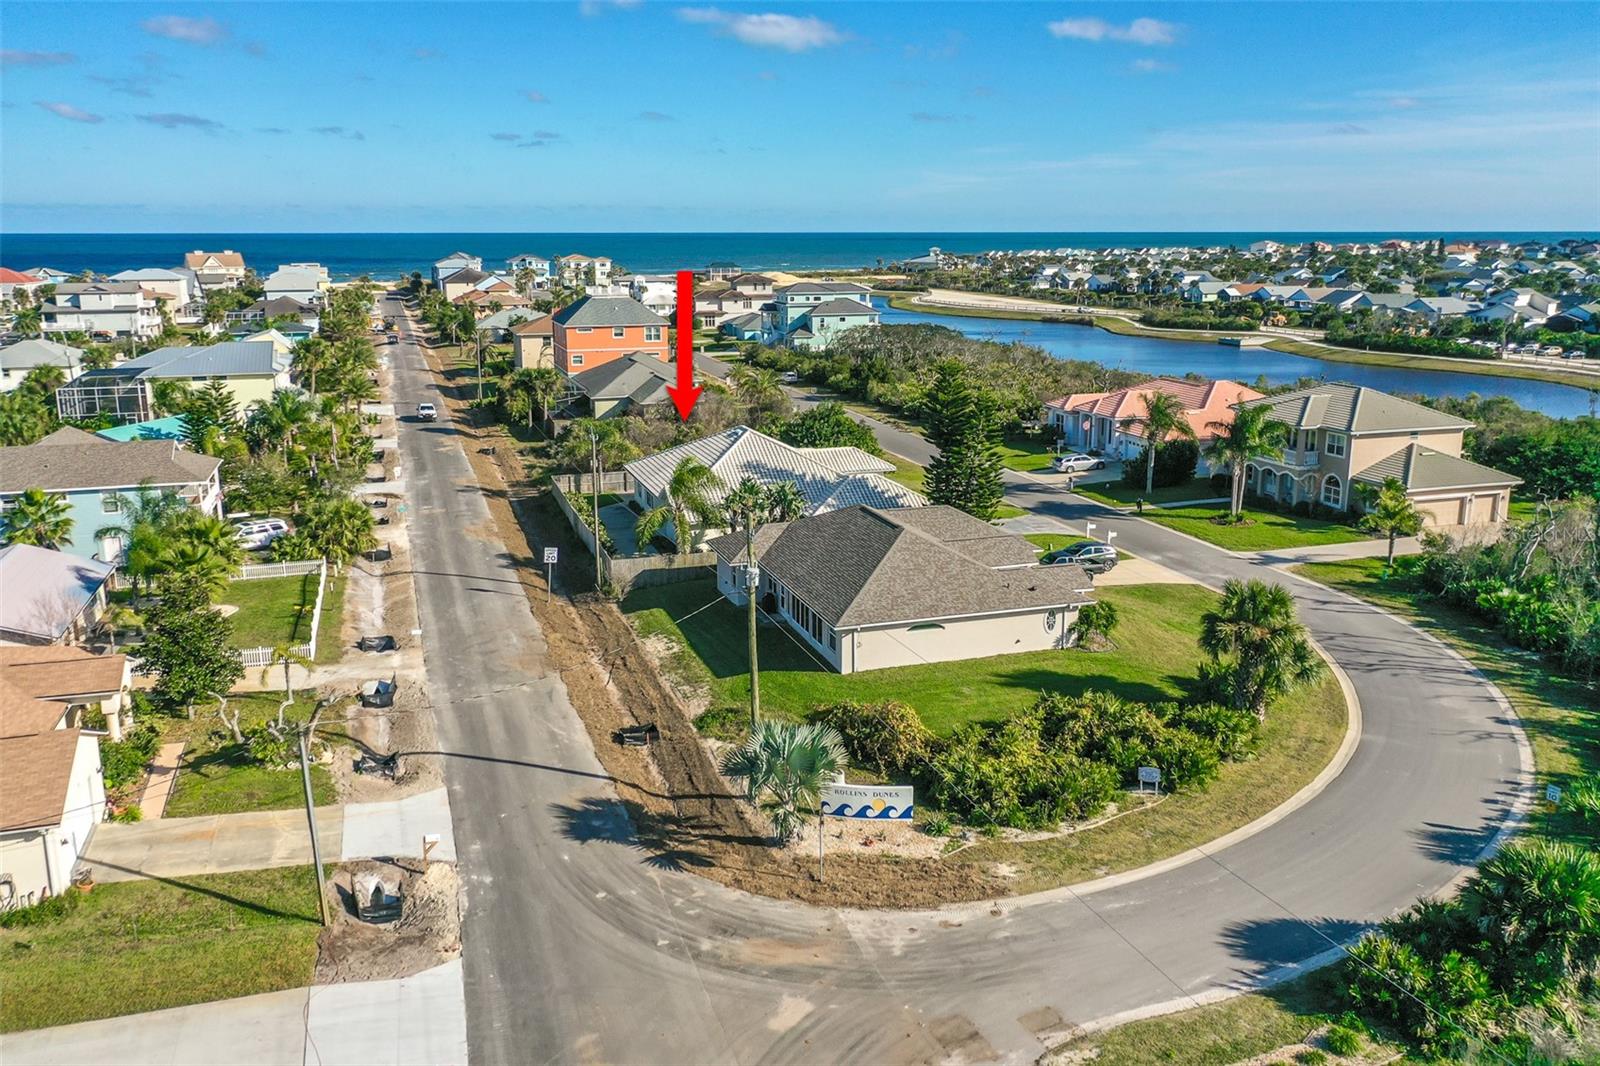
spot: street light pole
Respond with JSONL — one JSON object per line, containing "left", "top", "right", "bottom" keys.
{"left": 745, "top": 520, "right": 760, "bottom": 732}
{"left": 298, "top": 730, "right": 330, "bottom": 926}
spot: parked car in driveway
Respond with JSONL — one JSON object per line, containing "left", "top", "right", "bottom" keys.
{"left": 235, "top": 518, "right": 291, "bottom": 550}
{"left": 1051, "top": 453, "right": 1106, "bottom": 474}
{"left": 780, "top": 371, "right": 800, "bottom": 384}
{"left": 1043, "top": 540, "right": 1118, "bottom": 574}
{"left": 417, "top": 402, "right": 437, "bottom": 421}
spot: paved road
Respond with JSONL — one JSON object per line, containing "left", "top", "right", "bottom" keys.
{"left": 391, "top": 299, "right": 1527, "bottom": 1064}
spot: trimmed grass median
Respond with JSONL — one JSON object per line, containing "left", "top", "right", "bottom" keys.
{"left": 0, "top": 865, "right": 324, "bottom": 1033}
{"left": 1075, "top": 476, "right": 1222, "bottom": 508}
{"left": 1135, "top": 504, "right": 1369, "bottom": 552}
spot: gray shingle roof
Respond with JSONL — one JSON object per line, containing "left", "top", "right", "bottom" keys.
{"left": 0, "top": 340, "right": 84, "bottom": 373}
{"left": 708, "top": 506, "right": 1093, "bottom": 628}
{"left": 54, "top": 282, "right": 144, "bottom": 295}
{"left": 803, "top": 298, "right": 879, "bottom": 317}
{"left": 109, "top": 341, "right": 288, "bottom": 380}
{"left": 624, "top": 425, "right": 925, "bottom": 515}
{"left": 777, "top": 282, "right": 872, "bottom": 296}
{"left": 1353, "top": 443, "right": 1521, "bottom": 492}
{"left": 1241, "top": 382, "right": 1473, "bottom": 435}
{"left": 552, "top": 296, "right": 667, "bottom": 329}
{"left": 0, "top": 436, "right": 219, "bottom": 494}
{"left": 570, "top": 352, "right": 674, "bottom": 403}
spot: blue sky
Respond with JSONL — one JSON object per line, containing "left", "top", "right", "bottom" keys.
{"left": 3, "top": 1, "right": 1598, "bottom": 232}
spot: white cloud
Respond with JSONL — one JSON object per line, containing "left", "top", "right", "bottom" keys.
{"left": 36, "top": 101, "right": 102, "bottom": 124}
{"left": 138, "top": 112, "right": 224, "bottom": 131}
{"left": 579, "top": 0, "right": 642, "bottom": 15}
{"left": 1130, "top": 58, "right": 1173, "bottom": 74}
{"left": 1047, "top": 16, "right": 1177, "bottom": 46}
{"left": 140, "top": 15, "right": 228, "bottom": 45}
{"left": 3, "top": 50, "right": 76, "bottom": 67}
{"left": 677, "top": 8, "right": 846, "bottom": 52}
{"left": 524, "top": 90, "right": 549, "bottom": 103}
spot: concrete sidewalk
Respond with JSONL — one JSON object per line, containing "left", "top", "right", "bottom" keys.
{"left": 1249, "top": 536, "right": 1421, "bottom": 567}
{"left": 0, "top": 960, "right": 468, "bottom": 1065}
{"left": 81, "top": 788, "right": 455, "bottom": 883}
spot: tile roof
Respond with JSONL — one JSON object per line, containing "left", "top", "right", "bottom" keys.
{"left": 0, "top": 545, "right": 114, "bottom": 642}
{"left": 0, "top": 647, "right": 125, "bottom": 721}
{"left": 708, "top": 506, "right": 1093, "bottom": 628}
{"left": 1241, "top": 382, "right": 1474, "bottom": 435}
{"left": 1353, "top": 443, "right": 1522, "bottom": 492}
{"left": 1046, "top": 378, "right": 1263, "bottom": 440}
{"left": 440, "top": 267, "right": 489, "bottom": 286}
{"left": 184, "top": 250, "right": 245, "bottom": 269}
{"left": 0, "top": 268, "right": 42, "bottom": 284}
{"left": 0, "top": 719, "right": 86, "bottom": 831}
{"left": 510, "top": 315, "right": 554, "bottom": 336}
{"left": 552, "top": 295, "right": 667, "bottom": 329}
{"left": 0, "top": 436, "right": 220, "bottom": 494}
{"left": 624, "top": 425, "right": 926, "bottom": 516}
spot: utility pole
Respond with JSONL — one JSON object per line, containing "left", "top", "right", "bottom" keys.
{"left": 590, "top": 429, "right": 603, "bottom": 594}
{"left": 474, "top": 327, "right": 484, "bottom": 406}
{"left": 745, "top": 518, "right": 760, "bottom": 731}
{"left": 298, "top": 729, "right": 330, "bottom": 926}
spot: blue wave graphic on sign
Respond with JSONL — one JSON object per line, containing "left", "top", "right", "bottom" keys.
{"left": 820, "top": 802, "right": 914, "bottom": 820}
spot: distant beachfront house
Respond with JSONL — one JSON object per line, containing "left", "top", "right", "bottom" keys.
{"left": 630, "top": 274, "right": 678, "bottom": 317}
{"left": 0, "top": 340, "right": 84, "bottom": 393}
{"left": 901, "top": 248, "right": 944, "bottom": 272}
{"left": 507, "top": 254, "right": 551, "bottom": 283}
{"left": 705, "top": 262, "right": 740, "bottom": 281}
{"left": 263, "top": 265, "right": 329, "bottom": 305}
{"left": 432, "top": 252, "right": 482, "bottom": 288}
{"left": 0, "top": 268, "right": 46, "bottom": 307}
{"left": 762, "top": 282, "right": 878, "bottom": 350}
{"left": 41, "top": 283, "right": 162, "bottom": 340}
{"left": 184, "top": 250, "right": 247, "bottom": 291}
{"left": 224, "top": 296, "right": 320, "bottom": 329}
{"left": 556, "top": 255, "right": 614, "bottom": 288}
{"left": 437, "top": 267, "right": 490, "bottom": 303}
{"left": 107, "top": 268, "right": 198, "bottom": 322}
{"left": 0, "top": 427, "right": 224, "bottom": 562}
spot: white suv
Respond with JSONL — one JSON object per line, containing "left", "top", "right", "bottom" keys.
{"left": 235, "top": 518, "right": 291, "bottom": 550}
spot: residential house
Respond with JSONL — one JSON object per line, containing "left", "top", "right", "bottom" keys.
{"left": 1403, "top": 296, "right": 1477, "bottom": 324}
{"left": 1547, "top": 302, "right": 1600, "bottom": 333}
{"left": 22, "top": 267, "right": 73, "bottom": 286}
{"left": 563, "top": 350, "right": 726, "bottom": 419}
{"left": 0, "top": 644, "right": 132, "bottom": 739}
{"left": 630, "top": 275, "right": 678, "bottom": 318}
{"left": 183, "top": 250, "right": 247, "bottom": 290}
{"left": 556, "top": 255, "right": 613, "bottom": 288}
{"left": 1466, "top": 302, "right": 1548, "bottom": 327}
{"left": 0, "top": 268, "right": 47, "bottom": 307}
{"left": 551, "top": 296, "right": 668, "bottom": 374}
{"left": 708, "top": 505, "right": 1094, "bottom": 674}
{"left": 1247, "top": 240, "right": 1282, "bottom": 255}
{"left": 506, "top": 254, "right": 551, "bottom": 285}
{"left": 1044, "top": 378, "right": 1264, "bottom": 472}
{"left": 0, "top": 545, "right": 115, "bottom": 645}
{"left": 900, "top": 248, "right": 945, "bottom": 272}
{"left": 727, "top": 273, "right": 775, "bottom": 296}
{"left": 263, "top": 266, "right": 329, "bottom": 305}
{"left": 719, "top": 312, "right": 766, "bottom": 342}
{"left": 40, "top": 282, "right": 161, "bottom": 340}
{"left": 1237, "top": 382, "right": 1521, "bottom": 527}
{"left": 623, "top": 425, "right": 925, "bottom": 549}
{"left": 431, "top": 252, "right": 482, "bottom": 288}
{"left": 1488, "top": 288, "right": 1558, "bottom": 316}
{"left": 0, "top": 680, "right": 108, "bottom": 908}
{"left": 437, "top": 267, "right": 490, "bottom": 303}
{"left": 238, "top": 326, "right": 312, "bottom": 352}
{"left": 511, "top": 315, "right": 555, "bottom": 369}
{"left": 0, "top": 340, "right": 84, "bottom": 393}
{"left": 224, "top": 296, "right": 320, "bottom": 330}
{"left": 108, "top": 268, "right": 196, "bottom": 321}
{"left": 0, "top": 427, "right": 224, "bottom": 561}
{"left": 1184, "top": 281, "right": 1230, "bottom": 303}
{"left": 764, "top": 282, "right": 879, "bottom": 350}
{"left": 56, "top": 341, "right": 289, "bottom": 424}
{"left": 705, "top": 262, "right": 740, "bottom": 281}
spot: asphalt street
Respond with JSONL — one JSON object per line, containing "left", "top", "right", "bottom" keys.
{"left": 392, "top": 306, "right": 1529, "bottom": 1064}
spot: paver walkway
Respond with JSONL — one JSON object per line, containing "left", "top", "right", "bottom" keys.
{"left": 0, "top": 959, "right": 468, "bottom": 1065}
{"left": 80, "top": 788, "right": 455, "bottom": 883}
{"left": 135, "top": 742, "right": 186, "bottom": 819}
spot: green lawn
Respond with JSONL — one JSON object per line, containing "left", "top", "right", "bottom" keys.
{"left": 625, "top": 581, "right": 1221, "bottom": 736}
{"left": 883, "top": 452, "right": 1023, "bottom": 519}
{"left": 994, "top": 438, "right": 1056, "bottom": 472}
{"left": 1137, "top": 505, "right": 1369, "bottom": 552}
{"left": 1295, "top": 558, "right": 1597, "bottom": 850}
{"left": 0, "top": 865, "right": 323, "bottom": 1033}
{"left": 1076, "top": 476, "right": 1224, "bottom": 508}
{"left": 312, "top": 571, "right": 347, "bottom": 665}
{"left": 220, "top": 573, "right": 319, "bottom": 649}
{"left": 164, "top": 694, "right": 335, "bottom": 818}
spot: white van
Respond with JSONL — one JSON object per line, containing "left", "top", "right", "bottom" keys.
{"left": 235, "top": 518, "right": 291, "bottom": 550}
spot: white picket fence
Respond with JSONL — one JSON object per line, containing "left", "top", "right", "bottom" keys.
{"left": 235, "top": 558, "right": 328, "bottom": 667}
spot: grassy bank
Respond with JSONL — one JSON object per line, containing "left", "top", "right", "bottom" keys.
{"left": 1075, "top": 477, "right": 1225, "bottom": 508}
{"left": 0, "top": 865, "right": 323, "bottom": 1033}
{"left": 1137, "top": 504, "right": 1369, "bottom": 552}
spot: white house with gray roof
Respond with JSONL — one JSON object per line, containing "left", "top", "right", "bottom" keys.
{"left": 763, "top": 282, "right": 879, "bottom": 350}
{"left": 709, "top": 505, "right": 1094, "bottom": 673}
{"left": 623, "top": 425, "right": 924, "bottom": 548}
{"left": 0, "top": 340, "right": 84, "bottom": 393}
{"left": 1238, "top": 383, "right": 1520, "bottom": 528}
{"left": 40, "top": 282, "right": 161, "bottom": 340}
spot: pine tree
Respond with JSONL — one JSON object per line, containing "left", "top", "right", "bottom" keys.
{"left": 923, "top": 360, "right": 1004, "bottom": 519}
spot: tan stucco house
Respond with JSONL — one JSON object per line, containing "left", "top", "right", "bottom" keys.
{"left": 709, "top": 505, "right": 1094, "bottom": 674}
{"left": 1239, "top": 383, "right": 1521, "bottom": 527}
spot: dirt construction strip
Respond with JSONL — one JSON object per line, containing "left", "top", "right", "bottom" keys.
{"left": 414, "top": 344, "right": 1003, "bottom": 908}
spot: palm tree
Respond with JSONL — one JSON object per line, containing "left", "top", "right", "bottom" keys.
{"left": 1124, "top": 390, "right": 1197, "bottom": 495}
{"left": 18, "top": 364, "right": 66, "bottom": 399}
{"left": 155, "top": 541, "right": 234, "bottom": 598}
{"left": 558, "top": 417, "right": 637, "bottom": 472}
{"left": 635, "top": 457, "right": 724, "bottom": 551}
{"left": 1198, "top": 578, "right": 1323, "bottom": 720}
{"left": 247, "top": 389, "right": 316, "bottom": 458}
{"left": 95, "top": 484, "right": 188, "bottom": 586}
{"left": 731, "top": 365, "right": 783, "bottom": 409}
{"left": 300, "top": 496, "right": 377, "bottom": 568}
{"left": 1461, "top": 838, "right": 1600, "bottom": 990}
{"left": 720, "top": 721, "right": 849, "bottom": 844}
{"left": 13, "top": 305, "right": 41, "bottom": 337}
{"left": 2, "top": 488, "right": 74, "bottom": 549}
{"left": 262, "top": 643, "right": 315, "bottom": 701}
{"left": 1357, "top": 477, "right": 1424, "bottom": 565}
{"left": 291, "top": 337, "right": 332, "bottom": 397}
{"left": 1206, "top": 402, "right": 1286, "bottom": 517}
{"left": 763, "top": 480, "right": 806, "bottom": 522}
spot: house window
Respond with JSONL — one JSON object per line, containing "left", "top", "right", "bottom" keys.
{"left": 1321, "top": 474, "right": 1344, "bottom": 508}
{"left": 644, "top": 326, "right": 662, "bottom": 342}
{"left": 613, "top": 327, "right": 626, "bottom": 338}
{"left": 1325, "top": 433, "right": 1346, "bottom": 458}
{"left": 101, "top": 493, "right": 121, "bottom": 514}
{"left": 570, "top": 354, "right": 584, "bottom": 366}
{"left": 908, "top": 623, "right": 945, "bottom": 632}
{"left": 576, "top": 327, "right": 592, "bottom": 333}
{"left": 827, "top": 632, "right": 836, "bottom": 651}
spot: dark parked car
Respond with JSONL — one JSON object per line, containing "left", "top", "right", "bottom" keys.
{"left": 1043, "top": 540, "right": 1118, "bottom": 574}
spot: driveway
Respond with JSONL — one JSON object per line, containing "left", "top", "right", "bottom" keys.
{"left": 385, "top": 307, "right": 1528, "bottom": 1064}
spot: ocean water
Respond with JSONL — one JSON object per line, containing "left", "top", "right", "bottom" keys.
{"left": 3, "top": 231, "right": 1592, "bottom": 280}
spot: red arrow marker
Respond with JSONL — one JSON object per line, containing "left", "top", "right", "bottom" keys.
{"left": 667, "top": 268, "right": 701, "bottom": 421}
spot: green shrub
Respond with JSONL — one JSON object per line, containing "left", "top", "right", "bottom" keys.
{"left": 110, "top": 804, "right": 143, "bottom": 824}
{"left": 243, "top": 721, "right": 297, "bottom": 767}
{"left": 927, "top": 712, "right": 1119, "bottom": 829}
{"left": 921, "top": 812, "right": 953, "bottom": 837}
{"left": 1121, "top": 438, "right": 1200, "bottom": 489}
{"left": 0, "top": 889, "right": 82, "bottom": 928}
{"left": 1148, "top": 727, "right": 1221, "bottom": 792}
{"left": 1323, "top": 1024, "right": 1362, "bottom": 1056}
{"left": 1164, "top": 702, "right": 1260, "bottom": 761}
{"left": 818, "top": 700, "right": 934, "bottom": 776}
{"left": 100, "top": 726, "right": 161, "bottom": 791}
{"left": 694, "top": 705, "right": 746, "bottom": 742}
{"left": 1564, "top": 773, "right": 1600, "bottom": 824}
{"left": 1295, "top": 1051, "right": 1327, "bottom": 1065}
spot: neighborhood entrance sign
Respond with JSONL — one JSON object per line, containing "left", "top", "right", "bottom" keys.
{"left": 820, "top": 783, "right": 913, "bottom": 821}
